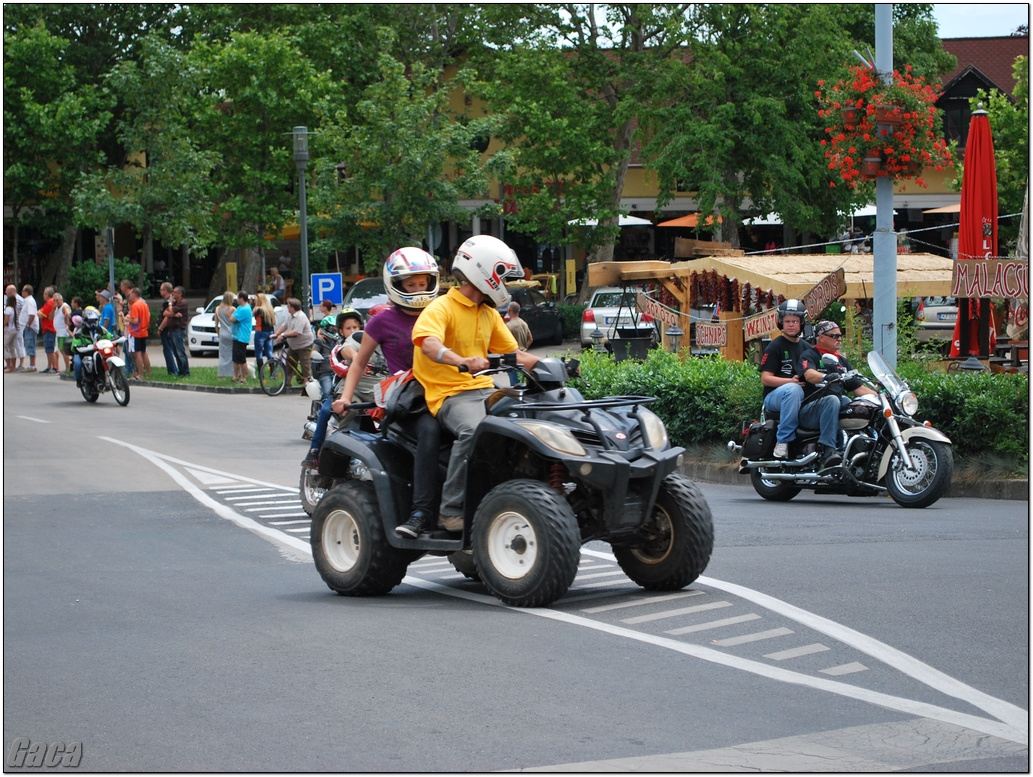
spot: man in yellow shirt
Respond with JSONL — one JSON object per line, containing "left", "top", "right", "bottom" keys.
{"left": 413, "top": 235, "right": 539, "bottom": 531}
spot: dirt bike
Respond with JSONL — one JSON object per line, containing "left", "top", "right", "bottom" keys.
{"left": 308, "top": 354, "right": 715, "bottom": 607}
{"left": 730, "top": 350, "right": 953, "bottom": 508}
{"left": 75, "top": 334, "right": 130, "bottom": 407}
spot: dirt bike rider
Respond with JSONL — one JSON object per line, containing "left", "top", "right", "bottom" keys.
{"left": 759, "top": 299, "right": 842, "bottom": 469}
{"left": 311, "top": 314, "right": 342, "bottom": 401}
{"left": 811, "top": 320, "right": 878, "bottom": 406}
{"left": 303, "top": 308, "right": 372, "bottom": 468}
{"left": 70, "top": 306, "right": 115, "bottom": 388}
{"left": 412, "top": 235, "right": 540, "bottom": 532}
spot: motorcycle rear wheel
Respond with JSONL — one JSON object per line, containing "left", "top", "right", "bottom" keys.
{"left": 885, "top": 438, "right": 953, "bottom": 508}
{"left": 750, "top": 468, "right": 802, "bottom": 501}
{"left": 108, "top": 365, "right": 130, "bottom": 406}
{"left": 258, "top": 359, "right": 287, "bottom": 396}
{"left": 613, "top": 474, "right": 714, "bottom": 590}
{"left": 80, "top": 377, "right": 99, "bottom": 403}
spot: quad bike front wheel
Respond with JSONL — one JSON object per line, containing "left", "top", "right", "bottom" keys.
{"left": 613, "top": 474, "right": 714, "bottom": 590}
{"left": 471, "top": 479, "right": 581, "bottom": 607}
{"left": 310, "top": 482, "right": 411, "bottom": 596}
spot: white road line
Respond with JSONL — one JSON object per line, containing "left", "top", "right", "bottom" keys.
{"left": 622, "top": 601, "right": 732, "bottom": 624}
{"left": 666, "top": 614, "right": 762, "bottom": 635}
{"left": 112, "top": 443, "right": 1028, "bottom": 747}
{"left": 822, "top": 662, "right": 868, "bottom": 676}
{"left": 581, "top": 591, "right": 704, "bottom": 613}
{"left": 16, "top": 415, "right": 49, "bottom": 424}
{"left": 574, "top": 570, "right": 627, "bottom": 580}
{"left": 270, "top": 520, "right": 310, "bottom": 526}
{"left": 765, "top": 643, "right": 831, "bottom": 661}
{"left": 714, "top": 627, "right": 795, "bottom": 647}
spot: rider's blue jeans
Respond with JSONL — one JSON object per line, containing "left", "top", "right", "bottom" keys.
{"left": 764, "top": 383, "right": 840, "bottom": 449}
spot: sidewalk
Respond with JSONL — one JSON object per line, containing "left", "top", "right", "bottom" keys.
{"left": 679, "top": 460, "right": 1028, "bottom": 501}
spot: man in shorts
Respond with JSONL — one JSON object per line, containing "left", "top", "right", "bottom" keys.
{"left": 126, "top": 287, "right": 152, "bottom": 380}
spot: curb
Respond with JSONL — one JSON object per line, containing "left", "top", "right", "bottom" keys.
{"left": 679, "top": 461, "right": 1028, "bottom": 502}
{"left": 59, "top": 372, "right": 279, "bottom": 395}
{"left": 55, "top": 374, "right": 1026, "bottom": 501}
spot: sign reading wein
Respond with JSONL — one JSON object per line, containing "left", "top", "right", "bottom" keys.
{"left": 952, "top": 259, "right": 1029, "bottom": 299}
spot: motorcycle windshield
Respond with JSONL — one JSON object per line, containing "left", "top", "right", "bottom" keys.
{"left": 867, "top": 350, "right": 905, "bottom": 395}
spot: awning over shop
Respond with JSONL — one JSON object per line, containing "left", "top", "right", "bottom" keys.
{"left": 570, "top": 215, "right": 653, "bottom": 227}
{"left": 922, "top": 203, "right": 962, "bottom": 214}
{"left": 657, "top": 213, "right": 722, "bottom": 228}
{"left": 608, "top": 252, "right": 955, "bottom": 300}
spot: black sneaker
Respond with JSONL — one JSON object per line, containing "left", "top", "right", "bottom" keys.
{"left": 395, "top": 511, "right": 432, "bottom": 539}
{"left": 301, "top": 450, "right": 319, "bottom": 469}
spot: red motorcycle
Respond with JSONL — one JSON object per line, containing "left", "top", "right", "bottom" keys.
{"left": 75, "top": 334, "right": 131, "bottom": 406}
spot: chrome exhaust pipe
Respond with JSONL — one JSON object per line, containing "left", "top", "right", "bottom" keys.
{"left": 739, "top": 451, "right": 820, "bottom": 470}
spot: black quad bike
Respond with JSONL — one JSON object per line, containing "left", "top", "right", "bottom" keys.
{"left": 308, "top": 355, "right": 714, "bottom": 607}
{"left": 730, "top": 351, "right": 953, "bottom": 508}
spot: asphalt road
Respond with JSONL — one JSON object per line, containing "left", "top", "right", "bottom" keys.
{"left": 3, "top": 362, "right": 1028, "bottom": 772}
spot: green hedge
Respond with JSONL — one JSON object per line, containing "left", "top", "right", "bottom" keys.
{"left": 570, "top": 349, "right": 1028, "bottom": 468}
{"left": 558, "top": 304, "right": 583, "bottom": 341}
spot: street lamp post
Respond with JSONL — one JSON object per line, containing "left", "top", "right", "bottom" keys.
{"left": 292, "top": 126, "right": 310, "bottom": 317}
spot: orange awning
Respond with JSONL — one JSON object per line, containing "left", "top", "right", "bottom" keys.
{"left": 922, "top": 203, "right": 961, "bottom": 214}
{"left": 657, "top": 213, "right": 723, "bottom": 228}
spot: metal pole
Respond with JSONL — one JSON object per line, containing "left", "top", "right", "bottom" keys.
{"left": 872, "top": 4, "right": 897, "bottom": 368}
{"left": 293, "top": 126, "right": 310, "bottom": 318}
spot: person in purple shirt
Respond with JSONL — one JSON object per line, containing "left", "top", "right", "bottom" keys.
{"left": 305, "top": 248, "right": 443, "bottom": 538}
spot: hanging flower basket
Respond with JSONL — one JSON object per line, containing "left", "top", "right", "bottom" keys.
{"left": 860, "top": 156, "right": 883, "bottom": 179}
{"left": 816, "top": 64, "right": 952, "bottom": 190}
{"left": 841, "top": 105, "right": 861, "bottom": 129}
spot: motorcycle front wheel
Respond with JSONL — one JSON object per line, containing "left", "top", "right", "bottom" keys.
{"left": 885, "top": 438, "right": 953, "bottom": 508}
{"left": 108, "top": 365, "right": 130, "bottom": 406}
{"left": 80, "top": 377, "right": 100, "bottom": 403}
{"left": 299, "top": 465, "right": 332, "bottom": 516}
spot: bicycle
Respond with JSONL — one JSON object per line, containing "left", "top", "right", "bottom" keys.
{"left": 258, "top": 341, "right": 309, "bottom": 396}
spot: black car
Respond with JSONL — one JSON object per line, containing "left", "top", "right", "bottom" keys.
{"left": 501, "top": 286, "right": 566, "bottom": 346}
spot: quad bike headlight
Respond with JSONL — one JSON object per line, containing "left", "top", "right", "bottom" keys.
{"left": 513, "top": 421, "right": 587, "bottom": 457}
{"left": 638, "top": 407, "right": 668, "bottom": 450}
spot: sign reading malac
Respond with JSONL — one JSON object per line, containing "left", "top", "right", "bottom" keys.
{"left": 952, "top": 259, "right": 1029, "bottom": 299}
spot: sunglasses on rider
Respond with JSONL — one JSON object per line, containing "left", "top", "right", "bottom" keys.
{"left": 824, "top": 332, "right": 844, "bottom": 339}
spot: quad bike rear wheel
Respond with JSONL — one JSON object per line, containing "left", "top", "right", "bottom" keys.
{"left": 310, "top": 482, "right": 411, "bottom": 596}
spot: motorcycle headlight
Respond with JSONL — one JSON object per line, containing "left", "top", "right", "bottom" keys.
{"left": 513, "top": 421, "right": 586, "bottom": 457}
{"left": 638, "top": 407, "right": 669, "bottom": 450}
{"left": 898, "top": 391, "right": 919, "bottom": 416}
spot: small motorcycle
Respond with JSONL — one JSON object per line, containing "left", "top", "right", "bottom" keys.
{"left": 307, "top": 354, "right": 714, "bottom": 608}
{"left": 75, "top": 334, "right": 131, "bottom": 407}
{"left": 730, "top": 350, "right": 953, "bottom": 508}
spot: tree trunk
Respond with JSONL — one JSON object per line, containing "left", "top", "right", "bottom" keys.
{"left": 41, "top": 224, "right": 77, "bottom": 292}
{"left": 206, "top": 247, "right": 231, "bottom": 299}
{"left": 241, "top": 246, "right": 264, "bottom": 295}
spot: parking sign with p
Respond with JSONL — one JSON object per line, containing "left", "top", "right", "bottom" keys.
{"left": 311, "top": 273, "right": 343, "bottom": 306}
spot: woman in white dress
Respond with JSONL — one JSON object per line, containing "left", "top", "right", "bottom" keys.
{"left": 214, "top": 291, "right": 236, "bottom": 378}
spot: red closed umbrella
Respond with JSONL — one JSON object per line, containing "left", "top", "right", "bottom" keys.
{"left": 950, "top": 107, "right": 998, "bottom": 358}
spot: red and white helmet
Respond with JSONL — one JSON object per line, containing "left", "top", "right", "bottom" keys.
{"left": 329, "top": 343, "right": 350, "bottom": 377}
{"left": 383, "top": 247, "right": 440, "bottom": 310}
{"left": 451, "top": 235, "right": 522, "bottom": 307}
